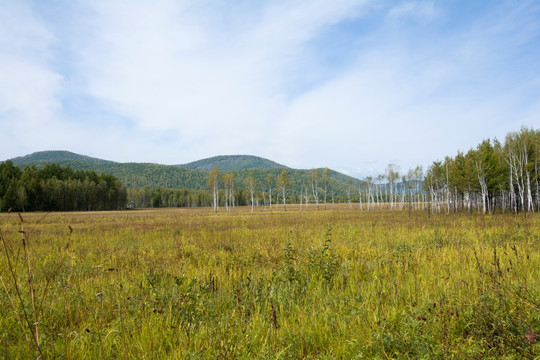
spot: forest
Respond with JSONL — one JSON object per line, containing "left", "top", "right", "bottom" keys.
{"left": 0, "top": 162, "right": 127, "bottom": 211}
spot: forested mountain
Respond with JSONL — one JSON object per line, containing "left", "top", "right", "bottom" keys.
{"left": 11, "top": 151, "right": 210, "bottom": 189}
{"left": 181, "top": 155, "right": 287, "bottom": 171}
{"left": 8, "top": 151, "right": 363, "bottom": 196}
{"left": 11, "top": 150, "right": 115, "bottom": 166}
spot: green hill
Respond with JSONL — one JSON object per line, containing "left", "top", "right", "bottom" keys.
{"left": 10, "top": 151, "right": 209, "bottom": 189}
{"left": 181, "top": 155, "right": 288, "bottom": 171}
{"left": 11, "top": 150, "right": 115, "bottom": 166}
{"left": 8, "top": 151, "right": 363, "bottom": 196}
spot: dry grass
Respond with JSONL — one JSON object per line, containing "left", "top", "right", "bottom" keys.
{"left": 1, "top": 206, "right": 538, "bottom": 358}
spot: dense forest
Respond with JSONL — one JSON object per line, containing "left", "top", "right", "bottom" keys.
{"left": 0, "top": 162, "right": 127, "bottom": 211}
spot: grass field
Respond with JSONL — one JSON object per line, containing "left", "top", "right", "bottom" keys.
{"left": 1, "top": 206, "right": 539, "bottom": 359}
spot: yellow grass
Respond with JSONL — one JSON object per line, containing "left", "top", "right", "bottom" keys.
{"left": 1, "top": 206, "right": 538, "bottom": 358}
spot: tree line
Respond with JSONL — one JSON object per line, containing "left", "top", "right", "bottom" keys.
{"left": 424, "top": 127, "right": 539, "bottom": 214}
{"left": 0, "top": 162, "right": 127, "bottom": 212}
{"left": 198, "top": 164, "right": 428, "bottom": 212}
{"left": 195, "top": 127, "right": 539, "bottom": 215}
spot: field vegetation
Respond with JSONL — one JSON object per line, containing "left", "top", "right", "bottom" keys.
{"left": 1, "top": 205, "right": 538, "bottom": 359}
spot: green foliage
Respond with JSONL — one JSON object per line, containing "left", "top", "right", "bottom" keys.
{"left": 0, "top": 161, "right": 127, "bottom": 211}
{"left": 308, "top": 227, "right": 340, "bottom": 286}
{"left": 280, "top": 231, "right": 297, "bottom": 283}
{"left": 11, "top": 152, "right": 210, "bottom": 190}
{"left": 425, "top": 127, "right": 539, "bottom": 213}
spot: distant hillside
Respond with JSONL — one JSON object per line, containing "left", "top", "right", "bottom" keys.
{"left": 11, "top": 151, "right": 209, "bottom": 189}
{"left": 11, "top": 150, "right": 115, "bottom": 166}
{"left": 182, "top": 155, "right": 288, "bottom": 171}
{"left": 7, "top": 151, "right": 364, "bottom": 195}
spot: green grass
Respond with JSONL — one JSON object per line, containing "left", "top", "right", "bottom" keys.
{"left": 1, "top": 207, "right": 539, "bottom": 359}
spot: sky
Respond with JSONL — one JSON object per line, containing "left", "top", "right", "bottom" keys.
{"left": 1, "top": 0, "right": 539, "bottom": 178}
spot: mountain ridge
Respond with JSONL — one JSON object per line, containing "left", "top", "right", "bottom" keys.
{"left": 10, "top": 150, "right": 117, "bottom": 165}
{"left": 6, "top": 151, "right": 363, "bottom": 195}
{"left": 181, "top": 154, "right": 288, "bottom": 171}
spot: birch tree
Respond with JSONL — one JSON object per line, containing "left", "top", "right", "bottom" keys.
{"left": 266, "top": 173, "right": 273, "bottom": 211}
{"left": 364, "top": 176, "right": 373, "bottom": 210}
{"left": 223, "top": 172, "right": 235, "bottom": 212}
{"left": 304, "top": 182, "right": 310, "bottom": 209}
{"left": 347, "top": 178, "right": 352, "bottom": 209}
{"left": 323, "top": 168, "right": 330, "bottom": 210}
{"left": 244, "top": 172, "right": 257, "bottom": 212}
{"left": 207, "top": 167, "right": 220, "bottom": 213}
{"left": 385, "top": 163, "right": 400, "bottom": 210}
{"left": 413, "top": 166, "right": 423, "bottom": 209}
{"left": 309, "top": 168, "right": 320, "bottom": 208}
{"left": 277, "top": 170, "right": 289, "bottom": 211}
{"left": 505, "top": 131, "right": 529, "bottom": 212}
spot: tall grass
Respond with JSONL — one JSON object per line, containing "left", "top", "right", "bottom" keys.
{"left": 1, "top": 207, "right": 538, "bottom": 358}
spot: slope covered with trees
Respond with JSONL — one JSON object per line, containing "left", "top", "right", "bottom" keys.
{"left": 125, "top": 167, "right": 365, "bottom": 208}
{"left": 9, "top": 152, "right": 363, "bottom": 197}
{"left": 181, "top": 155, "right": 288, "bottom": 171}
{"left": 11, "top": 152, "right": 210, "bottom": 189}
{"left": 11, "top": 150, "right": 116, "bottom": 167}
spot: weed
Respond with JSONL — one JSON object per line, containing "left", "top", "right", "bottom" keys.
{"left": 0, "top": 208, "right": 537, "bottom": 358}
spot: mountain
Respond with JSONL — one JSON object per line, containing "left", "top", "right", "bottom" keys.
{"left": 7, "top": 151, "right": 363, "bottom": 195}
{"left": 10, "top": 150, "right": 115, "bottom": 166}
{"left": 182, "top": 155, "right": 287, "bottom": 171}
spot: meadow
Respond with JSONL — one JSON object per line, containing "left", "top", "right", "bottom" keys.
{"left": 0, "top": 205, "right": 538, "bottom": 359}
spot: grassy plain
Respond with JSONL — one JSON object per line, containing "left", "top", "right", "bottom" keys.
{"left": 1, "top": 205, "right": 539, "bottom": 359}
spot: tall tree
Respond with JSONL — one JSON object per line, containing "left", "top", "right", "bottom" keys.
{"left": 208, "top": 166, "right": 220, "bottom": 213}
{"left": 413, "top": 166, "right": 424, "bottom": 210}
{"left": 347, "top": 178, "right": 352, "bottom": 209}
{"left": 364, "top": 176, "right": 373, "bottom": 210}
{"left": 223, "top": 172, "right": 235, "bottom": 212}
{"left": 244, "top": 172, "right": 258, "bottom": 212}
{"left": 266, "top": 173, "right": 273, "bottom": 211}
{"left": 385, "top": 163, "right": 400, "bottom": 210}
{"left": 424, "top": 161, "right": 446, "bottom": 214}
{"left": 309, "top": 168, "right": 320, "bottom": 208}
{"left": 323, "top": 168, "right": 330, "bottom": 210}
{"left": 473, "top": 140, "right": 499, "bottom": 214}
{"left": 277, "top": 170, "right": 289, "bottom": 211}
{"left": 304, "top": 182, "right": 310, "bottom": 209}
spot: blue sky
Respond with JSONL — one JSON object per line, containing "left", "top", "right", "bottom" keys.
{"left": 1, "top": 0, "right": 539, "bottom": 178}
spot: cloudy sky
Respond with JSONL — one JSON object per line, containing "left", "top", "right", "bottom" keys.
{"left": 1, "top": 0, "right": 539, "bottom": 178}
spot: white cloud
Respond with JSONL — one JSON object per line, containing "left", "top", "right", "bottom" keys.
{"left": 0, "top": 2, "right": 66, "bottom": 157}
{"left": 68, "top": 0, "right": 370, "bottom": 164}
{"left": 386, "top": 1, "right": 437, "bottom": 24}
{"left": 0, "top": 1, "right": 539, "bottom": 178}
